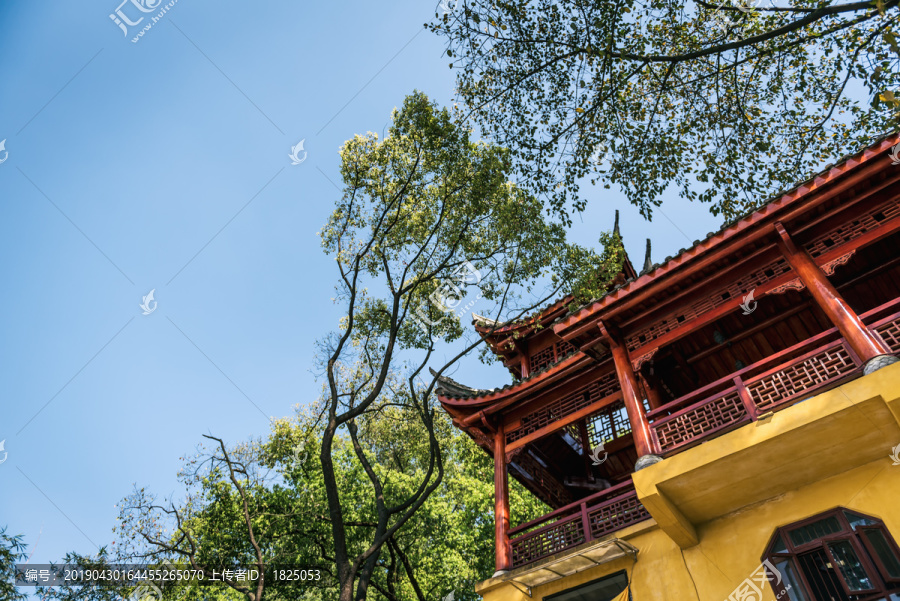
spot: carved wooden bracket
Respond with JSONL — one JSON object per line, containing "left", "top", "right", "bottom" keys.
{"left": 631, "top": 348, "right": 658, "bottom": 372}
{"left": 505, "top": 446, "right": 526, "bottom": 464}
{"left": 470, "top": 429, "right": 493, "bottom": 451}
{"left": 821, "top": 250, "right": 856, "bottom": 276}
{"left": 765, "top": 277, "right": 805, "bottom": 296}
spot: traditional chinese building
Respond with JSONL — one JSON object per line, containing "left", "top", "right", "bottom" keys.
{"left": 437, "top": 134, "right": 900, "bottom": 601}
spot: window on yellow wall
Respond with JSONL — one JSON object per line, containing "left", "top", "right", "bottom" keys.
{"left": 543, "top": 570, "right": 629, "bottom": 601}
{"left": 762, "top": 509, "right": 900, "bottom": 601}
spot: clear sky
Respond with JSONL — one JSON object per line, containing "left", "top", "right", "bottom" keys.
{"left": 0, "top": 0, "right": 723, "bottom": 582}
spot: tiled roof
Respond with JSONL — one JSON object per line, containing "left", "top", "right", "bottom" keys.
{"left": 435, "top": 349, "right": 582, "bottom": 401}
{"left": 555, "top": 131, "right": 900, "bottom": 329}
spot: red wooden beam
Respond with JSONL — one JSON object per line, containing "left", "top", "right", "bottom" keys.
{"left": 554, "top": 140, "right": 900, "bottom": 332}
{"left": 504, "top": 391, "right": 623, "bottom": 454}
{"left": 599, "top": 321, "right": 659, "bottom": 465}
{"left": 494, "top": 423, "right": 512, "bottom": 573}
{"left": 774, "top": 221, "right": 890, "bottom": 363}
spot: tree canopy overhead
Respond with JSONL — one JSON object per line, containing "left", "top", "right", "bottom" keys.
{"left": 431, "top": 0, "right": 900, "bottom": 221}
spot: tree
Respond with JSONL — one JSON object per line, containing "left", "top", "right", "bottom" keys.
{"left": 99, "top": 404, "right": 545, "bottom": 601}
{"left": 1, "top": 528, "right": 28, "bottom": 601}
{"left": 431, "top": 0, "right": 900, "bottom": 221}
{"left": 48, "top": 92, "right": 622, "bottom": 601}
{"left": 315, "top": 90, "right": 619, "bottom": 600}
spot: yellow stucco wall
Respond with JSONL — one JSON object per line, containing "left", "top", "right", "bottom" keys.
{"left": 477, "top": 363, "right": 900, "bottom": 601}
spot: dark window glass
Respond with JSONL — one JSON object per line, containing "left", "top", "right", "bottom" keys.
{"left": 545, "top": 572, "right": 628, "bottom": 601}
{"left": 771, "top": 534, "right": 787, "bottom": 554}
{"left": 827, "top": 540, "right": 875, "bottom": 592}
{"left": 865, "top": 529, "right": 900, "bottom": 579}
{"left": 771, "top": 558, "right": 809, "bottom": 601}
{"left": 845, "top": 511, "right": 878, "bottom": 529}
{"left": 789, "top": 516, "right": 842, "bottom": 546}
{"left": 798, "top": 548, "right": 850, "bottom": 601}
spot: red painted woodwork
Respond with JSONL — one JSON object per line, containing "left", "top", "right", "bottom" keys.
{"left": 437, "top": 137, "right": 900, "bottom": 575}
{"left": 508, "top": 480, "right": 649, "bottom": 568}
{"left": 505, "top": 370, "right": 620, "bottom": 446}
{"left": 647, "top": 300, "right": 900, "bottom": 454}
{"left": 494, "top": 424, "right": 512, "bottom": 572}
{"left": 641, "top": 374, "right": 665, "bottom": 410}
{"left": 553, "top": 136, "right": 900, "bottom": 333}
{"left": 775, "top": 222, "right": 889, "bottom": 362}
{"left": 803, "top": 195, "right": 900, "bottom": 258}
{"left": 601, "top": 322, "right": 656, "bottom": 458}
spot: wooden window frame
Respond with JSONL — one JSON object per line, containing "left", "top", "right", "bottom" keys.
{"left": 821, "top": 535, "right": 879, "bottom": 596}
{"left": 858, "top": 524, "right": 900, "bottom": 585}
{"left": 762, "top": 508, "right": 900, "bottom": 601}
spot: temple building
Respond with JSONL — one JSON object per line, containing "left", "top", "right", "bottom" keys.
{"left": 437, "top": 134, "right": 900, "bottom": 601}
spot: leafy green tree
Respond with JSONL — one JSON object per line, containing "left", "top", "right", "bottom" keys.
{"left": 431, "top": 0, "right": 900, "bottom": 220}
{"left": 100, "top": 404, "right": 544, "bottom": 601}
{"left": 35, "top": 92, "right": 623, "bottom": 601}
{"left": 313, "top": 90, "right": 618, "bottom": 600}
{"left": 1, "top": 528, "right": 28, "bottom": 601}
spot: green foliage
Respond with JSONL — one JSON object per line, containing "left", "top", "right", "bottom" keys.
{"left": 95, "top": 404, "right": 545, "bottom": 601}
{"left": 1, "top": 528, "right": 28, "bottom": 601}
{"left": 319, "top": 90, "right": 616, "bottom": 351}
{"left": 266, "top": 405, "right": 547, "bottom": 601}
{"left": 432, "top": 0, "right": 900, "bottom": 221}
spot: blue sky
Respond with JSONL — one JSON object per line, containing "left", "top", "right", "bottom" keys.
{"left": 0, "top": 0, "right": 722, "bottom": 581}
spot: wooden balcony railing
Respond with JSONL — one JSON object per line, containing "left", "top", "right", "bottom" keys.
{"left": 499, "top": 298, "right": 900, "bottom": 571}
{"left": 508, "top": 479, "right": 650, "bottom": 568}
{"left": 647, "top": 297, "right": 900, "bottom": 455}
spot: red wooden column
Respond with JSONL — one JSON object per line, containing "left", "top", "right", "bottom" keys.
{"left": 600, "top": 322, "right": 662, "bottom": 470}
{"left": 640, "top": 373, "right": 665, "bottom": 410}
{"left": 774, "top": 222, "right": 892, "bottom": 370}
{"left": 493, "top": 422, "right": 512, "bottom": 574}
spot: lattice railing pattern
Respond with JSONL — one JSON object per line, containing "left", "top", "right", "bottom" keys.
{"left": 528, "top": 340, "right": 579, "bottom": 374}
{"left": 510, "top": 514, "right": 584, "bottom": 567}
{"left": 875, "top": 317, "right": 900, "bottom": 352}
{"left": 509, "top": 482, "right": 648, "bottom": 568}
{"left": 626, "top": 257, "right": 792, "bottom": 351}
{"left": 748, "top": 344, "right": 857, "bottom": 411}
{"left": 563, "top": 400, "right": 632, "bottom": 450}
{"left": 588, "top": 493, "right": 650, "bottom": 539}
{"left": 804, "top": 198, "right": 900, "bottom": 258}
{"left": 506, "top": 371, "right": 620, "bottom": 444}
{"left": 529, "top": 345, "right": 556, "bottom": 373}
{"left": 557, "top": 339, "right": 576, "bottom": 357}
{"left": 653, "top": 391, "right": 747, "bottom": 451}
{"left": 586, "top": 400, "right": 631, "bottom": 448}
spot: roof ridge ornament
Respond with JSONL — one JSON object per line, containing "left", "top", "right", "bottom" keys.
{"left": 472, "top": 312, "right": 502, "bottom": 327}
{"left": 429, "top": 367, "right": 493, "bottom": 398}
{"left": 642, "top": 238, "right": 652, "bottom": 273}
